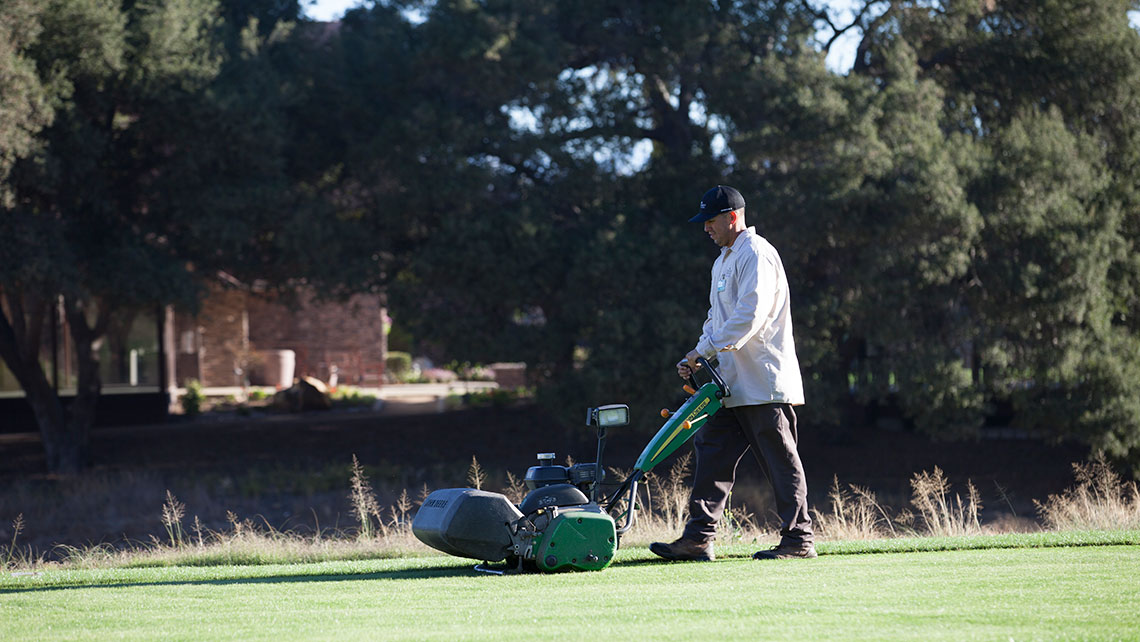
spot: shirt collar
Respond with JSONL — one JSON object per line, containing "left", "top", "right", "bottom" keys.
{"left": 722, "top": 226, "right": 756, "bottom": 256}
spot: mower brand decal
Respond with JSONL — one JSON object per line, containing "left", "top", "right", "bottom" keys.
{"left": 687, "top": 397, "right": 710, "bottom": 422}
{"left": 649, "top": 397, "right": 710, "bottom": 462}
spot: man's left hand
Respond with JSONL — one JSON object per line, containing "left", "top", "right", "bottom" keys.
{"left": 677, "top": 349, "right": 703, "bottom": 379}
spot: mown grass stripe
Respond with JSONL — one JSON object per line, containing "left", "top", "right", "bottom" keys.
{"left": 4, "top": 529, "right": 1139, "bottom": 591}
{"left": 4, "top": 545, "right": 1140, "bottom": 641}
{"left": 813, "top": 529, "right": 1140, "bottom": 555}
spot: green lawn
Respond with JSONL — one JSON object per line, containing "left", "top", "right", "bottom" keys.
{"left": 4, "top": 543, "right": 1139, "bottom": 640}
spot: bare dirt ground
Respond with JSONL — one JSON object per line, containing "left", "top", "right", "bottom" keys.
{"left": 0, "top": 402, "right": 1089, "bottom": 553}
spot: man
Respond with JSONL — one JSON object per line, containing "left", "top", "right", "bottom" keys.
{"left": 650, "top": 184, "right": 815, "bottom": 562}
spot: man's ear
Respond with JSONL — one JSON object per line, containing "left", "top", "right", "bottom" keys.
{"left": 730, "top": 211, "right": 738, "bottom": 224}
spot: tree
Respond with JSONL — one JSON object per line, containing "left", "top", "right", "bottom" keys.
{"left": 0, "top": 0, "right": 52, "bottom": 205}
{"left": 382, "top": 0, "right": 1140, "bottom": 471}
{"left": 0, "top": 0, "right": 300, "bottom": 472}
{"left": 387, "top": 1, "right": 844, "bottom": 427}
{"left": 841, "top": 0, "right": 1140, "bottom": 466}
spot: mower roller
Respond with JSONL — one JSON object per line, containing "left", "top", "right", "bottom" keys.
{"left": 411, "top": 357, "right": 730, "bottom": 573}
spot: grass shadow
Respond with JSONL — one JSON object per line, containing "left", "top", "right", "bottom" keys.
{"left": 2, "top": 555, "right": 745, "bottom": 593}
{"left": 0, "top": 562, "right": 482, "bottom": 594}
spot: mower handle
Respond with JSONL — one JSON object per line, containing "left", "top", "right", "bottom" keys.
{"left": 685, "top": 356, "right": 731, "bottom": 399}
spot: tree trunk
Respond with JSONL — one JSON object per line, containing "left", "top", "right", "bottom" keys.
{"left": 55, "top": 296, "right": 108, "bottom": 474}
{"left": 0, "top": 290, "right": 104, "bottom": 474}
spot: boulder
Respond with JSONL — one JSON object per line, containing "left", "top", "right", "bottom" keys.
{"left": 271, "top": 376, "right": 333, "bottom": 412}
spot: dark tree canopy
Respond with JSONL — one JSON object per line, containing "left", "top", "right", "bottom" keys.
{"left": 4, "top": 0, "right": 1140, "bottom": 473}
{"left": 0, "top": 0, "right": 307, "bottom": 472}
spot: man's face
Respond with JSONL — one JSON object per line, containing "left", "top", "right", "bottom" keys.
{"left": 703, "top": 211, "right": 735, "bottom": 247}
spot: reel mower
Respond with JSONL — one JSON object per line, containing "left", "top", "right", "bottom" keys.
{"left": 411, "top": 357, "right": 730, "bottom": 573}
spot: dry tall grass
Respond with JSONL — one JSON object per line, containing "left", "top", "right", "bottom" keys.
{"left": 611, "top": 453, "right": 769, "bottom": 546}
{"left": 48, "top": 511, "right": 429, "bottom": 570}
{"left": 4, "top": 453, "right": 1137, "bottom": 572}
{"left": 812, "top": 476, "right": 897, "bottom": 540}
{"left": 2, "top": 514, "right": 34, "bottom": 569}
{"left": 349, "top": 455, "right": 383, "bottom": 539}
{"left": 905, "top": 467, "right": 983, "bottom": 536}
{"left": 646, "top": 452, "right": 694, "bottom": 534}
{"left": 466, "top": 456, "right": 486, "bottom": 490}
{"left": 1035, "top": 453, "right": 1140, "bottom": 531}
{"left": 62, "top": 459, "right": 429, "bottom": 570}
{"left": 161, "top": 491, "right": 187, "bottom": 548}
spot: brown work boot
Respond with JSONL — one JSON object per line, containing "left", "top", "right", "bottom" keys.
{"left": 752, "top": 542, "right": 817, "bottom": 560}
{"left": 650, "top": 537, "right": 715, "bottom": 562}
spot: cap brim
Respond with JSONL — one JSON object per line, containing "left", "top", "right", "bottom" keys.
{"left": 689, "top": 212, "right": 717, "bottom": 223}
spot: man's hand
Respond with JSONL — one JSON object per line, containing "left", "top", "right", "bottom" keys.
{"left": 676, "top": 350, "right": 703, "bottom": 379}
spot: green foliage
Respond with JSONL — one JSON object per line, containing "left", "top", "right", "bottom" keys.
{"left": 0, "top": 0, "right": 318, "bottom": 471}
{"left": 464, "top": 387, "right": 533, "bottom": 409}
{"left": 446, "top": 361, "right": 494, "bottom": 382}
{"left": 384, "top": 352, "right": 412, "bottom": 380}
{"left": 369, "top": 1, "right": 1140, "bottom": 469}
{"left": 330, "top": 387, "right": 378, "bottom": 407}
{"left": 0, "top": 0, "right": 53, "bottom": 208}
{"left": 4, "top": 0, "right": 1140, "bottom": 473}
{"left": 847, "top": 0, "right": 1140, "bottom": 462}
{"left": 180, "top": 379, "right": 203, "bottom": 416}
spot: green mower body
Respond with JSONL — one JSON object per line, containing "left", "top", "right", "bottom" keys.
{"left": 635, "top": 380, "right": 725, "bottom": 473}
{"left": 411, "top": 358, "right": 729, "bottom": 573}
{"left": 533, "top": 505, "right": 617, "bottom": 572}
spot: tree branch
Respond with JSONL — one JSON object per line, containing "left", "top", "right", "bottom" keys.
{"left": 0, "top": 291, "right": 52, "bottom": 396}
{"left": 804, "top": 0, "right": 889, "bottom": 54}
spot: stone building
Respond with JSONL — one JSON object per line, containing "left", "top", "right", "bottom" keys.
{"left": 172, "top": 275, "right": 388, "bottom": 388}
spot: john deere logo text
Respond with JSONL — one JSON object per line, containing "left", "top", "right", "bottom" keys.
{"left": 685, "top": 398, "right": 710, "bottom": 426}
{"left": 648, "top": 396, "right": 712, "bottom": 462}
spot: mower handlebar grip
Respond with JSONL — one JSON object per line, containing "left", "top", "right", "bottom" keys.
{"left": 685, "top": 356, "right": 731, "bottom": 399}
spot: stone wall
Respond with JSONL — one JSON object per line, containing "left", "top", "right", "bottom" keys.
{"left": 247, "top": 290, "right": 387, "bottom": 385}
{"left": 173, "top": 287, "right": 248, "bottom": 388}
{"left": 172, "top": 282, "right": 387, "bottom": 388}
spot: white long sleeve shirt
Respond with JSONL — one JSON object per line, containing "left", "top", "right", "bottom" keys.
{"left": 694, "top": 227, "right": 805, "bottom": 408}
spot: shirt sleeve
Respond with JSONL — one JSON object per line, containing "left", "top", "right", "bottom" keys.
{"left": 708, "top": 247, "right": 776, "bottom": 352}
{"left": 693, "top": 261, "right": 720, "bottom": 358}
{"left": 694, "top": 310, "right": 717, "bottom": 359}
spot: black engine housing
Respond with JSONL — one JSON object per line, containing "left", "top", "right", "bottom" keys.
{"left": 518, "top": 483, "right": 589, "bottom": 515}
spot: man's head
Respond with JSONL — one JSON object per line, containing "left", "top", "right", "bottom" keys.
{"left": 691, "top": 185, "right": 746, "bottom": 247}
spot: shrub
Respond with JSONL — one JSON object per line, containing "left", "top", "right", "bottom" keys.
{"left": 330, "top": 387, "right": 378, "bottom": 407}
{"left": 448, "top": 361, "right": 495, "bottom": 381}
{"left": 385, "top": 352, "right": 412, "bottom": 380}
{"left": 420, "top": 368, "right": 457, "bottom": 383}
{"left": 465, "top": 387, "right": 533, "bottom": 408}
{"left": 180, "top": 380, "right": 203, "bottom": 417}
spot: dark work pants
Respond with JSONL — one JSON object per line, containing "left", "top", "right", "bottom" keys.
{"left": 681, "top": 403, "right": 814, "bottom": 546}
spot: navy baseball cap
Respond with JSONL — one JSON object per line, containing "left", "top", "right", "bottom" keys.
{"left": 690, "top": 185, "right": 745, "bottom": 223}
